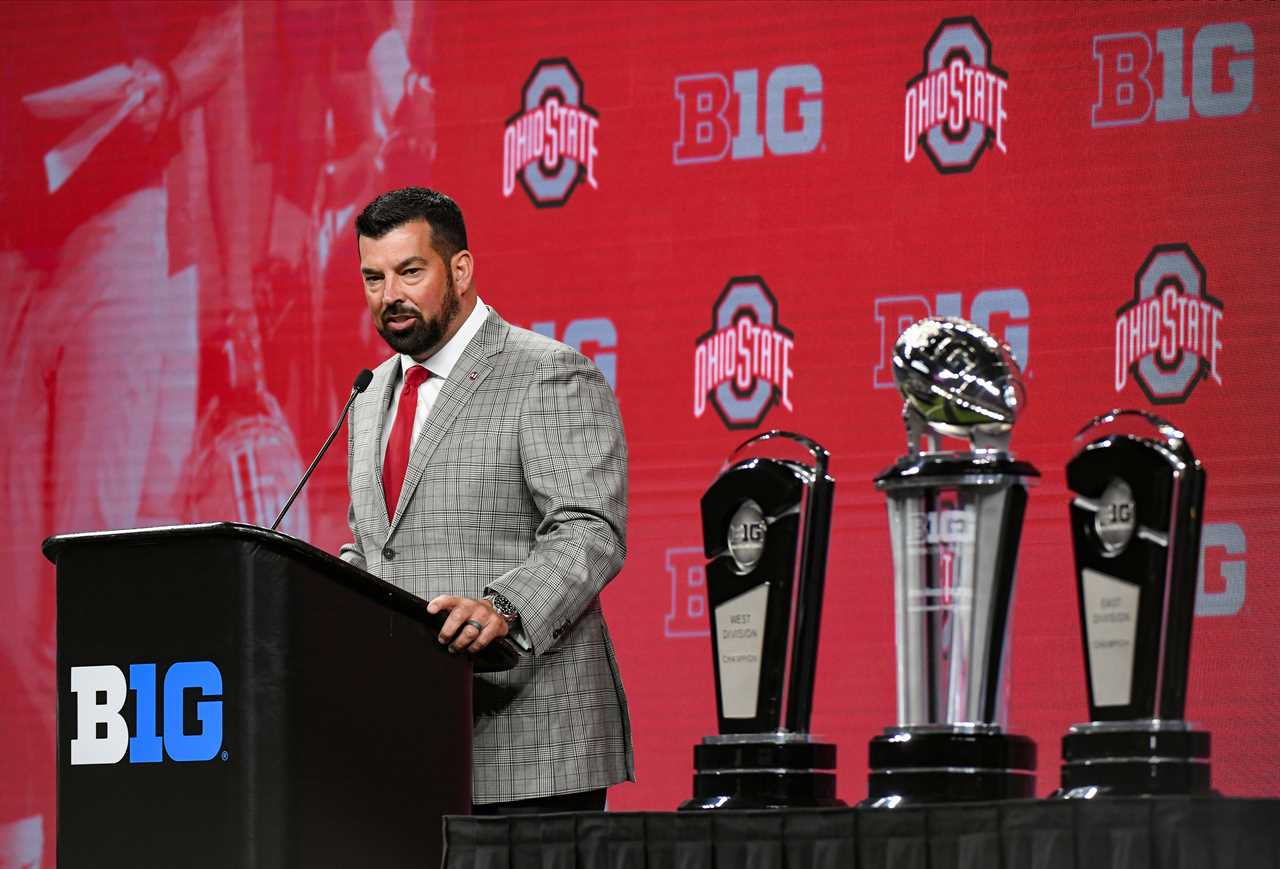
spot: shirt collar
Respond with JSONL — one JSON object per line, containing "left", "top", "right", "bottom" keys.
{"left": 398, "top": 297, "right": 489, "bottom": 381}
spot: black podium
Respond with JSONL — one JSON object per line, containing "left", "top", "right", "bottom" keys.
{"left": 44, "top": 522, "right": 517, "bottom": 869}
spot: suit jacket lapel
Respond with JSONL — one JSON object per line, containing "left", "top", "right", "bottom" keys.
{"left": 357, "top": 358, "right": 399, "bottom": 538}
{"left": 388, "top": 310, "right": 510, "bottom": 534}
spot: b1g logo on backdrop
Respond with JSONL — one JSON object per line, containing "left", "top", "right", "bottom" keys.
{"left": 502, "top": 58, "right": 600, "bottom": 207}
{"left": 1092, "top": 23, "right": 1254, "bottom": 128}
{"left": 904, "top": 17, "right": 1008, "bottom": 173}
{"left": 1115, "top": 244, "right": 1223, "bottom": 404}
{"left": 523, "top": 316, "right": 618, "bottom": 391}
{"left": 665, "top": 547, "right": 709, "bottom": 638}
{"left": 693, "top": 276, "right": 796, "bottom": 430}
{"left": 873, "top": 288, "right": 1029, "bottom": 388}
{"left": 1199, "top": 522, "right": 1247, "bottom": 617}
{"left": 69, "top": 661, "right": 224, "bottom": 765}
{"left": 674, "top": 64, "right": 823, "bottom": 165}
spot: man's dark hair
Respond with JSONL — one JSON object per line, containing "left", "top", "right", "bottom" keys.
{"left": 355, "top": 187, "right": 468, "bottom": 264}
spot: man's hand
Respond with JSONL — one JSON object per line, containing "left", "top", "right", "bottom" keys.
{"left": 427, "top": 595, "right": 510, "bottom": 654}
{"left": 127, "top": 58, "right": 172, "bottom": 137}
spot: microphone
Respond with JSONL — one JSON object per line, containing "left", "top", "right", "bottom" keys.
{"left": 271, "top": 369, "right": 374, "bottom": 532}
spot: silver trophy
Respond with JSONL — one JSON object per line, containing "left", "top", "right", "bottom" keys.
{"left": 865, "top": 317, "right": 1039, "bottom": 807}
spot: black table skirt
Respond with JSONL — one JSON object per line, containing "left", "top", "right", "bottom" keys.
{"left": 443, "top": 797, "right": 1280, "bottom": 869}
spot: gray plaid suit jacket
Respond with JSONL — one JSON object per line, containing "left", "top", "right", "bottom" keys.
{"left": 339, "top": 307, "right": 634, "bottom": 804}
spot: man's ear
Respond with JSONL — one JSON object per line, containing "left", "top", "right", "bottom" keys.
{"left": 451, "top": 249, "right": 474, "bottom": 291}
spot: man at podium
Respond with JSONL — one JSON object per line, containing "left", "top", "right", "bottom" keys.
{"left": 338, "top": 187, "right": 633, "bottom": 814}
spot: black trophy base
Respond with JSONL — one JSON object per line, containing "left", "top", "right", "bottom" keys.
{"left": 1056, "top": 722, "right": 1212, "bottom": 798}
{"left": 679, "top": 737, "right": 845, "bottom": 810}
{"left": 861, "top": 728, "right": 1037, "bottom": 808}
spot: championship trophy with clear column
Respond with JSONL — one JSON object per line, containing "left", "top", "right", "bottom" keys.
{"left": 1057, "top": 409, "right": 1211, "bottom": 797}
{"left": 865, "top": 317, "right": 1039, "bottom": 808}
{"left": 680, "top": 431, "right": 842, "bottom": 810}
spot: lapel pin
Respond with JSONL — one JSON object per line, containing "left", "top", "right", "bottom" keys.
{"left": 468, "top": 371, "right": 478, "bottom": 380}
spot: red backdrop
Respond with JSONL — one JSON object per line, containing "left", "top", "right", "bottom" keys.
{"left": 1, "top": 0, "right": 1276, "bottom": 861}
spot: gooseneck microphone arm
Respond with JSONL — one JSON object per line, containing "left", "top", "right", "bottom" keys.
{"left": 271, "top": 368, "right": 374, "bottom": 532}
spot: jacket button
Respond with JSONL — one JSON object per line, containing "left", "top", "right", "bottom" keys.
{"left": 382, "top": 546, "right": 396, "bottom": 560}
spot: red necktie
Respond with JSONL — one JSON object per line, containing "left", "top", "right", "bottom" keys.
{"left": 382, "top": 365, "right": 430, "bottom": 521}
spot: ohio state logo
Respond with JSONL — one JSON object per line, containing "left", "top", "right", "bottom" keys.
{"left": 1115, "top": 244, "right": 1223, "bottom": 404}
{"left": 502, "top": 58, "right": 599, "bottom": 207}
{"left": 904, "top": 17, "right": 1008, "bottom": 173}
{"left": 693, "top": 276, "right": 795, "bottom": 430}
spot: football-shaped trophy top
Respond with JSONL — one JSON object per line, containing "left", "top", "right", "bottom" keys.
{"left": 892, "top": 317, "right": 1025, "bottom": 450}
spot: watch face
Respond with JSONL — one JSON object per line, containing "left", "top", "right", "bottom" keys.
{"left": 727, "top": 499, "right": 766, "bottom": 574}
{"left": 486, "top": 593, "right": 517, "bottom": 620}
{"left": 1094, "top": 477, "right": 1136, "bottom": 556}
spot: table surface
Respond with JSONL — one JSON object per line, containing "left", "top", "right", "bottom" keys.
{"left": 443, "top": 796, "right": 1280, "bottom": 869}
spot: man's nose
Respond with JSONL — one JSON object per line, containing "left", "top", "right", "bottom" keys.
{"left": 383, "top": 274, "right": 408, "bottom": 304}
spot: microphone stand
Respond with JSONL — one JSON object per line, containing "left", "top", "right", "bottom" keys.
{"left": 271, "top": 369, "right": 373, "bottom": 532}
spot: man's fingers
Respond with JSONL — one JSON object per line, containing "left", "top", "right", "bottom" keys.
{"left": 430, "top": 597, "right": 506, "bottom": 652}
{"left": 448, "top": 617, "right": 484, "bottom": 653}
{"left": 468, "top": 620, "right": 499, "bottom": 654}
{"left": 427, "top": 595, "right": 463, "bottom": 615}
{"left": 467, "top": 618, "right": 507, "bottom": 654}
{"left": 438, "top": 607, "right": 472, "bottom": 644}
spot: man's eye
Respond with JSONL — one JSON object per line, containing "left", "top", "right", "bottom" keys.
{"left": 364, "top": 275, "right": 382, "bottom": 285}
{"left": 403, "top": 268, "right": 421, "bottom": 276}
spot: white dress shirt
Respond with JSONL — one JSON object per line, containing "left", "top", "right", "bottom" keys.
{"left": 380, "top": 297, "right": 489, "bottom": 461}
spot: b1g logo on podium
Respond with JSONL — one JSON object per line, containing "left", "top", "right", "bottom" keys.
{"left": 69, "top": 661, "right": 224, "bottom": 765}
{"left": 904, "top": 17, "right": 1008, "bottom": 173}
{"left": 1114, "top": 244, "right": 1224, "bottom": 405}
{"left": 693, "top": 276, "right": 796, "bottom": 430}
{"left": 674, "top": 64, "right": 823, "bottom": 165}
{"left": 502, "top": 58, "right": 600, "bottom": 207}
{"left": 1092, "top": 22, "right": 1254, "bottom": 128}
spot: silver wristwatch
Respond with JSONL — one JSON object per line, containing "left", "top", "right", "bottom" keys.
{"left": 483, "top": 590, "right": 521, "bottom": 625}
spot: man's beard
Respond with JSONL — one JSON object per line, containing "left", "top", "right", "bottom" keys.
{"left": 377, "top": 283, "right": 461, "bottom": 358}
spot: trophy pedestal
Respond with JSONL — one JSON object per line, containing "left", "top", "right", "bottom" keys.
{"left": 680, "top": 735, "right": 844, "bottom": 810}
{"left": 863, "top": 728, "right": 1036, "bottom": 808}
{"left": 1057, "top": 721, "right": 1211, "bottom": 798}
